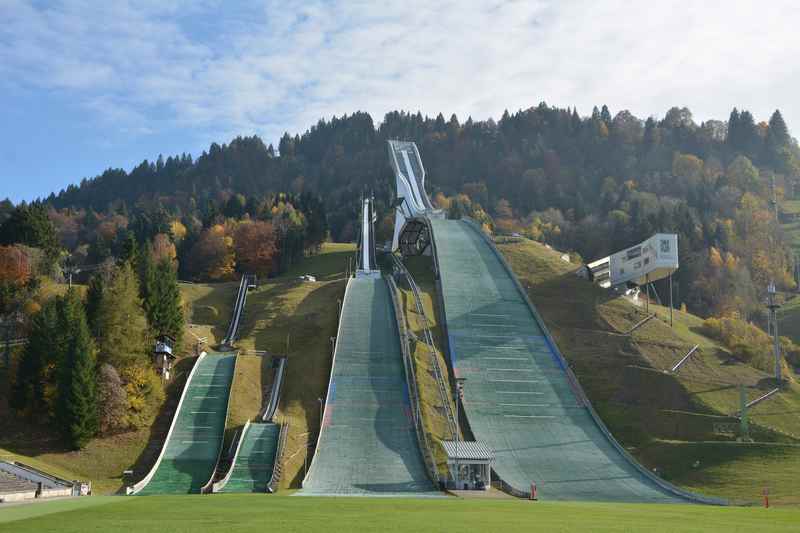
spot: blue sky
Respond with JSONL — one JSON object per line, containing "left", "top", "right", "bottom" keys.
{"left": 2, "top": 0, "right": 800, "bottom": 202}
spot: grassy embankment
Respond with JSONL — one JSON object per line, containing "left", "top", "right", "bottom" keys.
{"left": 495, "top": 235, "right": 800, "bottom": 505}
{"left": 2, "top": 494, "right": 800, "bottom": 533}
{"left": 225, "top": 242, "right": 354, "bottom": 489}
{"left": 777, "top": 198, "right": 800, "bottom": 344}
{"left": 394, "top": 255, "right": 459, "bottom": 475}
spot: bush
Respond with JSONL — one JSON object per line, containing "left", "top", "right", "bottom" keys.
{"left": 702, "top": 315, "right": 799, "bottom": 373}
{"left": 121, "top": 364, "right": 165, "bottom": 429}
{"left": 97, "top": 364, "right": 128, "bottom": 433}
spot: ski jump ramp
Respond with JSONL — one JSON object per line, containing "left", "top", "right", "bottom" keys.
{"left": 129, "top": 352, "right": 236, "bottom": 494}
{"left": 214, "top": 421, "right": 280, "bottom": 493}
{"left": 389, "top": 140, "right": 723, "bottom": 503}
{"left": 301, "top": 198, "right": 438, "bottom": 496}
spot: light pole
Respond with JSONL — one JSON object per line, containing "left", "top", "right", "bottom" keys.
{"left": 766, "top": 282, "right": 782, "bottom": 382}
{"left": 454, "top": 377, "right": 466, "bottom": 489}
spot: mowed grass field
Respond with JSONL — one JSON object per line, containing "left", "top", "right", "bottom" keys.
{"left": 2, "top": 495, "right": 798, "bottom": 533}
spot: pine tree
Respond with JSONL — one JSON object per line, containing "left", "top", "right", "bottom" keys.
{"left": 600, "top": 105, "right": 612, "bottom": 124}
{"left": 84, "top": 269, "right": 108, "bottom": 338}
{"left": 738, "top": 110, "right": 761, "bottom": 159}
{"left": 766, "top": 109, "right": 790, "bottom": 169}
{"left": 95, "top": 262, "right": 149, "bottom": 369}
{"left": 138, "top": 245, "right": 157, "bottom": 318}
{"left": 148, "top": 258, "right": 184, "bottom": 347}
{"left": 56, "top": 289, "right": 98, "bottom": 449}
{"left": 726, "top": 107, "right": 741, "bottom": 149}
{"left": 11, "top": 300, "right": 59, "bottom": 413}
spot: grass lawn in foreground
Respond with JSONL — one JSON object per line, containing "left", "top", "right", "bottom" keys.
{"left": 1, "top": 494, "right": 798, "bottom": 533}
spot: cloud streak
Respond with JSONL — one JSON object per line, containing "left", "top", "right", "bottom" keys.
{"left": 2, "top": 0, "right": 800, "bottom": 152}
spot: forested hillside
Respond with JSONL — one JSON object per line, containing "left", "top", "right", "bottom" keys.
{"left": 3, "top": 103, "right": 799, "bottom": 322}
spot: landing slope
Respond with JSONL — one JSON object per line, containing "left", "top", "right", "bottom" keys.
{"left": 135, "top": 352, "right": 236, "bottom": 494}
{"left": 300, "top": 276, "right": 437, "bottom": 496}
{"left": 218, "top": 422, "right": 279, "bottom": 493}
{"left": 430, "top": 218, "right": 687, "bottom": 502}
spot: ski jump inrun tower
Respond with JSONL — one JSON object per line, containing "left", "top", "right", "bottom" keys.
{"left": 387, "top": 140, "right": 445, "bottom": 254}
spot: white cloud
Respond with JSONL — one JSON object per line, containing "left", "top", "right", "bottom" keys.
{"left": 2, "top": 0, "right": 800, "bottom": 148}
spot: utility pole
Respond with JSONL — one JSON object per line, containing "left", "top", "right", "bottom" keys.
{"left": 766, "top": 282, "right": 782, "bottom": 382}
{"left": 770, "top": 173, "right": 778, "bottom": 222}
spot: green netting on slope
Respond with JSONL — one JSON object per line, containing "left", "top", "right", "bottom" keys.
{"left": 138, "top": 352, "right": 236, "bottom": 495}
{"left": 300, "top": 277, "right": 439, "bottom": 496}
{"left": 430, "top": 219, "right": 683, "bottom": 503}
{"left": 219, "top": 423, "right": 279, "bottom": 493}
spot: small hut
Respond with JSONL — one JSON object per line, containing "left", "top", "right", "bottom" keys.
{"left": 153, "top": 334, "right": 176, "bottom": 381}
{"left": 442, "top": 441, "right": 495, "bottom": 490}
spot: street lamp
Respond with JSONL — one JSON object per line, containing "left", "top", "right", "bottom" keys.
{"left": 454, "top": 377, "right": 466, "bottom": 489}
{"left": 766, "top": 282, "right": 782, "bottom": 382}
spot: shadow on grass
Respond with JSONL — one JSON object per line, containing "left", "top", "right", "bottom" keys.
{"left": 190, "top": 282, "right": 239, "bottom": 343}
{"left": 235, "top": 277, "right": 344, "bottom": 488}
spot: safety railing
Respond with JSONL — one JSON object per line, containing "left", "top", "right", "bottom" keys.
{"left": 222, "top": 275, "right": 250, "bottom": 346}
{"left": 390, "top": 253, "right": 457, "bottom": 439}
{"left": 386, "top": 274, "right": 440, "bottom": 485}
{"left": 267, "top": 422, "right": 290, "bottom": 493}
{"left": 261, "top": 357, "right": 287, "bottom": 422}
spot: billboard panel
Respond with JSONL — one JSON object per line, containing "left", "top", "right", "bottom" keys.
{"left": 609, "top": 233, "right": 678, "bottom": 286}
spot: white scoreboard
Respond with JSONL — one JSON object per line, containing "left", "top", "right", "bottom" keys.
{"left": 609, "top": 233, "right": 678, "bottom": 286}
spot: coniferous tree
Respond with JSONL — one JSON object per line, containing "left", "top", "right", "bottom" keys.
{"left": 56, "top": 289, "right": 98, "bottom": 449}
{"left": 11, "top": 299, "right": 59, "bottom": 413}
{"left": 766, "top": 109, "right": 790, "bottom": 169}
{"left": 148, "top": 258, "right": 184, "bottom": 347}
{"left": 138, "top": 245, "right": 157, "bottom": 317}
{"left": 85, "top": 269, "right": 108, "bottom": 338}
{"left": 726, "top": 108, "right": 741, "bottom": 149}
{"left": 0, "top": 203, "right": 60, "bottom": 270}
{"left": 600, "top": 105, "right": 612, "bottom": 124}
{"left": 95, "top": 262, "right": 149, "bottom": 368}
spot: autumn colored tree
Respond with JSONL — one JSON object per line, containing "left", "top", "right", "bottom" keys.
{"left": 234, "top": 220, "right": 277, "bottom": 276}
{"left": 0, "top": 245, "right": 30, "bottom": 286}
{"left": 187, "top": 224, "right": 235, "bottom": 280}
{"left": 150, "top": 233, "right": 176, "bottom": 264}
